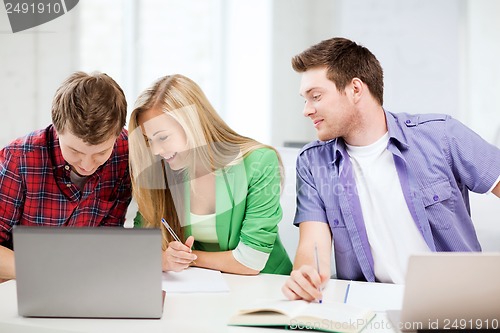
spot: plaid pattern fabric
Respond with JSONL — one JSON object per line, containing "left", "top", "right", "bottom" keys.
{"left": 0, "top": 125, "right": 132, "bottom": 248}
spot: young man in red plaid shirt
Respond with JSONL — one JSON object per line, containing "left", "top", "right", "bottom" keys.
{"left": 0, "top": 72, "right": 132, "bottom": 281}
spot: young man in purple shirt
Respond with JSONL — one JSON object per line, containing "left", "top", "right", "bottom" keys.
{"left": 282, "top": 37, "right": 500, "bottom": 302}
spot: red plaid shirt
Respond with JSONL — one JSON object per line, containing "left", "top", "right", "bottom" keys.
{"left": 0, "top": 125, "right": 132, "bottom": 248}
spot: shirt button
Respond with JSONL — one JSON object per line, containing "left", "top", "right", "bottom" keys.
{"left": 333, "top": 219, "right": 339, "bottom": 226}
{"left": 66, "top": 183, "right": 72, "bottom": 188}
{"left": 433, "top": 195, "right": 439, "bottom": 201}
{"left": 64, "top": 165, "right": 70, "bottom": 171}
{"left": 405, "top": 119, "right": 411, "bottom": 124}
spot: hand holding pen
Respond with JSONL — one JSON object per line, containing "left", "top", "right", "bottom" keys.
{"left": 161, "top": 218, "right": 197, "bottom": 272}
{"left": 281, "top": 242, "right": 328, "bottom": 302}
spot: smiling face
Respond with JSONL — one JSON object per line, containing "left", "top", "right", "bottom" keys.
{"left": 58, "top": 131, "right": 117, "bottom": 176}
{"left": 299, "top": 66, "right": 358, "bottom": 142}
{"left": 138, "top": 108, "right": 189, "bottom": 171}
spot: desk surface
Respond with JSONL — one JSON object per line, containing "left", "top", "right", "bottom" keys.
{"left": 0, "top": 274, "right": 401, "bottom": 333}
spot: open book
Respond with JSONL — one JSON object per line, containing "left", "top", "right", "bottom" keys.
{"left": 228, "top": 299, "right": 375, "bottom": 333}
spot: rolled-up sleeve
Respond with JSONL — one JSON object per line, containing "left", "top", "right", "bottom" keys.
{"left": 445, "top": 118, "right": 500, "bottom": 194}
{"left": 232, "top": 241, "right": 270, "bottom": 270}
{"left": 294, "top": 150, "right": 329, "bottom": 225}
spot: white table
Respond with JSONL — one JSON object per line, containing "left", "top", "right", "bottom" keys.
{"left": 0, "top": 274, "right": 401, "bottom": 333}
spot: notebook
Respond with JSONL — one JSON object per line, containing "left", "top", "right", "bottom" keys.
{"left": 13, "top": 226, "right": 164, "bottom": 319}
{"left": 387, "top": 252, "right": 500, "bottom": 332}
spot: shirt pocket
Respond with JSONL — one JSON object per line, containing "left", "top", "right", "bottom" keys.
{"left": 420, "top": 179, "right": 453, "bottom": 230}
{"left": 326, "top": 208, "right": 352, "bottom": 254}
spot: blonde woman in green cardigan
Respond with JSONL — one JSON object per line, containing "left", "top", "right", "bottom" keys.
{"left": 128, "top": 74, "right": 292, "bottom": 275}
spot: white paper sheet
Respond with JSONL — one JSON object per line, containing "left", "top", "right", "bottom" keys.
{"left": 162, "top": 267, "right": 230, "bottom": 293}
{"left": 345, "top": 280, "right": 405, "bottom": 312}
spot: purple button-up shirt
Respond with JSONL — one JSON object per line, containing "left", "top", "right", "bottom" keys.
{"left": 294, "top": 111, "right": 500, "bottom": 282}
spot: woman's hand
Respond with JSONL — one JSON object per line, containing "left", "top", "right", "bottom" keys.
{"left": 162, "top": 236, "right": 197, "bottom": 272}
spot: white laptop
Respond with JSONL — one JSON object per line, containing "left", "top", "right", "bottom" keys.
{"left": 13, "top": 226, "right": 164, "bottom": 319}
{"left": 387, "top": 252, "right": 500, "bottom": 332}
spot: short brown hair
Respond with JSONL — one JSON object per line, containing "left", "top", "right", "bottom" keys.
{"left": 51, "top": 71, "right": 127, "bottom": 145}
{"left": 292, "top": 37, "right": 384, "bottom": 105}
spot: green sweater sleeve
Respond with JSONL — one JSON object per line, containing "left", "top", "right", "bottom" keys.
{"left": 133, "top": 211, "right": 144, "bottom": 228}
{"left": 239, "top": 148, "right": 283, "bottom": 254}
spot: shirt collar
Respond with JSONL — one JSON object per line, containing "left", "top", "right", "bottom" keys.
{"left": 384, "top": 109, "right": 410, "bottom": 150}
{"left": 331, "top": 138, "right": 347, "bottom": 166}
{"left": 48, "top": 126, "right": 69, "bottom": 169}
{"left": 330, "top": 109, "right": 410, "bottom": 166}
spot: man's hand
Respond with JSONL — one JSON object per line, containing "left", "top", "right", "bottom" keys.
{"left": 282, "top": 264, "right": 329, "bottom": 302}
{"left": 281, "top": 221, "right": 332, "bottom": 302}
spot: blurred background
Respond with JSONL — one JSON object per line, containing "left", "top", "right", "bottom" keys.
{"left": 1, "top": 0, "right": 499, "bottom": 148}
{"left": 1, "top": 0, "right": 499, "bottom": 251}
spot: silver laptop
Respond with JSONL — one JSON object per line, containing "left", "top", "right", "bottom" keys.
{"left": 387, "top": 252, "right": 500, "bottom": 332}
{"left": 13, "top": 226, "right": 164, "bottom": 319}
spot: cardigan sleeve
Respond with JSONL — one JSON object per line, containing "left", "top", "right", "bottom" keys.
{"left": 238, "top": 148, "right": 283, "bottom": 254}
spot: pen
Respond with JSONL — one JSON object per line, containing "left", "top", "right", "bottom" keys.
{"left": 343, "top": 282, "right": 351, "bottom": 303}
{"left": 314, "top": 242, "right": 323, "bottom": 304}
{"left": 161, "top": 218, "right": 196, "bottom": 265}
{"left": 161, "top": 218, "right": 182, "bottom": 243}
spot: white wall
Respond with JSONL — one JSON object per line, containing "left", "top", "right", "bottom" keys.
{"left": 1, "top": 1, "right": 499, "bottom": 147}
{"left": 466, "top": 0, "right": 500, "bottom": 144}
{"left": 221, "top": 0, "right": 273, "bottom": 144}
{"left": 0, "top": 7, "right": 77, "bottom": 145}
{"left": 336, "top": 0, "right": 462, "bottom": 118}
{"left": 465, "top": 1, "right": 500, "bottom": 249}
{"left": 270, "top": 0, "right": 332, "bottom": 147}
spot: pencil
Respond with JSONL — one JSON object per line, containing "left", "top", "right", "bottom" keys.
{"left": 314, "top": 242, "right": 323, "bottom": 304}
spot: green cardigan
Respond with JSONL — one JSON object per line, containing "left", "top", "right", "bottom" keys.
{"left": 135, "top": 148, "right": 292, "bottom": 275}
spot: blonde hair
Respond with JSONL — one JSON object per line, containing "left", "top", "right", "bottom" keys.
{"left": 128, "top": 74, "right": 283, "bottom": 249}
